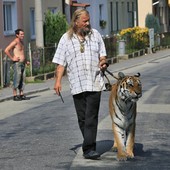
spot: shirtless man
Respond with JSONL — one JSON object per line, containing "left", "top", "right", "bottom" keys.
{"left": 5, "top": 28, "right": 29, "bottom": 101}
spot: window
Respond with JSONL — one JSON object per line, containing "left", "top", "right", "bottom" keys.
{"left": 116, "top": 1, "right": 119, "bottom": 31}
{"left": 30, "top": 8, "right": 35, "bottom": 39}
{"left": 110, "top": 2, "right": 113, "bottom": 32}
{"left": 3, "top": 0, "right": 17, "bottom": 35}
{"left": 127, "top": 2, "right": 134, "bottom": 27}
{"left": 99, "top": 4, "right": 103, "bottom": 20}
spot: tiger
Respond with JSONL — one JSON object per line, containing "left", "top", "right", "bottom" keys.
{"left": 109, "top": 72, "right": 142, "bottom": 161}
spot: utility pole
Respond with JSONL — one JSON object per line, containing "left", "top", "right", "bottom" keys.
{"left": 35, "top": 0, "right": 44, "bottom": 48}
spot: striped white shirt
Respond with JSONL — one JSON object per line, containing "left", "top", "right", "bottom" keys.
{"left": 52, "top": 29, "right": 107, "bottom": 95}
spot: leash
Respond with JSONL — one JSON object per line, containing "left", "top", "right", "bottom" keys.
{"left": 105, "top": 69, "right": 119, "bottom": 80}
{"left": 101, "top": 62, "right": 119, "bottom": 91}
{"left": 102, "top": 62, "right": 119, "bottom": 80}
{"left": 102, "top": 69, "right": 119, "bottom": 91}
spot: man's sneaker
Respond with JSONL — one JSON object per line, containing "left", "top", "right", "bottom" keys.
{"left": 20, "top": 95, "right": 30, "bottom": 100}
{"left": 13, "top": 96, "right": 22, "bottom": 101}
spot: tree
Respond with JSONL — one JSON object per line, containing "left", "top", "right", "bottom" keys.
{"left": 44, "top": 10, "right": 68, "bottom": 46}
{"left": 145, "top": 14, "right": 160, "bottom": 34}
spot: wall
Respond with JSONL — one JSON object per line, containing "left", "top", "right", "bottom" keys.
{"left": 138, "top": 0, "right": 152, "bottom": 28}
{"left": 75, "top": 0, "right": 109, "bottom": 36}
{"left": 76, "top": 0, "right": 137, "bottom": 35}
{"left": 0, "top": 0, "right": 24, "bottom": 50}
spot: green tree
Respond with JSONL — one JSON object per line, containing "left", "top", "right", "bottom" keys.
{"left": 145, "top": 13, "right": 160, "bottom": 34}
{"left": 44, "top": 10, "right": 68, "bottom": 45}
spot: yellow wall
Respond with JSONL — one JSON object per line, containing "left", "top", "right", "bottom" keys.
{"left": 138, "top": 0, "right": 153, "bottom": 28}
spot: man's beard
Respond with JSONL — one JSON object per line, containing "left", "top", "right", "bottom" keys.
{"left": 80, "top": 25, "right": 91, "bottom": 36}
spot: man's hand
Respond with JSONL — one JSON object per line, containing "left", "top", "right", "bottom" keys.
{"left": 12, "top": 56, "right": 20, "bottom": 62}
{"left": 99, "top": 57, "right": 108, "bottom": 71}
{"left": 26, "top": 61, "right": 30, "bottom": 65}
{"left": 54, "top": 81, "right": 62, "bottom": 96}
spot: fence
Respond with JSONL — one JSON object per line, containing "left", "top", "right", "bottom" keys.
{"left": 0, "top": 49, "right": 3, "bottom": 87}
{"left": 1, "top": 32, "right": 170, "bottom": 87}
{"left": 25, "top": 43, "right": 57, "bottom": 78}
{"left": 0, "top": 50, "right": 11, "bottom": 88}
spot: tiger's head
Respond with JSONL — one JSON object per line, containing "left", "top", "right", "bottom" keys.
{"left": 117, "top": 72, "right": 142, "bottom": 102}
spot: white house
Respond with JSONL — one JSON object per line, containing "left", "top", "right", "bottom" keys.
{"left": 74, "top": 0, "right": 137, "bottom": 36}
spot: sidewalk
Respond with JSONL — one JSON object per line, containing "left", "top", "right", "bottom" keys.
{"left": 0, "top": 48, "right": 170, "bottom": 103}
{"left": 0, "top": 78, "right": 53, "bottom": 102}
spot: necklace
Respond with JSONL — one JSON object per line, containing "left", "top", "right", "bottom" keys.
{"left": 77, "top": 35, "right": 85, "bottom": 53}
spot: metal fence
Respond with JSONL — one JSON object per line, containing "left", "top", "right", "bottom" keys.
{"left": 1, "top": 32, "right": 170, "bottom": 87}
{"left": 25, "top": 44, "right": 57, "bottom": 77}
{"left": 0, "top": 50, "right": 11, "bottom": 88}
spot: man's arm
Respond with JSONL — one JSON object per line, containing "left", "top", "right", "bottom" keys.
{"left": 54, "top": 64, "right": 65, "bottom": 95}
{"left": 4, "top": 41, "right": 19, "bottom": 62}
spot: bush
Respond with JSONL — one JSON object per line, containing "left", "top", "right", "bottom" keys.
{"left": 44, "top": 10, "right": 68, "bottom": 45}
{"left": 25, "top": 63, "right": 55, "bottom": 77}
{"left": 25, "top": 66, "right": 31, "bottom": 77}
{"left": 119, "top": 26, "right": 149, "bottom": 50}
{"left": 145, "top": 14, "right": 160, "bottom": 34}
{"left": 26, "top": 11, "right": 68, "bottom": 77}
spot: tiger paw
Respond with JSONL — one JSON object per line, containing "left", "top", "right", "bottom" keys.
{"left": 117, "top": 154, "right": 127, "bottom": 161}
{"left": 126, "top": 151, "right": 134, "bottom": 159}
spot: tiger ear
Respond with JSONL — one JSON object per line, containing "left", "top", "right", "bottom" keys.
{"left": 118, "top": 72, "right": 125, "bottom": 79}
{"left": 134, "top": 73, "right": 141, "bottom": 77}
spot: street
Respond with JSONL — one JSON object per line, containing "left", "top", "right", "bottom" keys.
{"left": 0, "top": 52, "right": 170, "bottom": 170}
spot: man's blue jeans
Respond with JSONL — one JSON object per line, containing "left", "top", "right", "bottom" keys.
{"left": 12, "top": 62, "right": 25, "bottom": 90}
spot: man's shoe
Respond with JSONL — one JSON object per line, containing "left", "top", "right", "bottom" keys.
{"left": 20, "top": 95, "right": 30, "bottom": 100}
{"left": 83, "top": 151, "right": 100, "bottom": 160}
{"left": 13, "top": 96, "right": 22, "bottom": 101}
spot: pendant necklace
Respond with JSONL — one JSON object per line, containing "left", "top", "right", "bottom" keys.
{"left": 77, "top": 35, "right": 85, "bottom": 53}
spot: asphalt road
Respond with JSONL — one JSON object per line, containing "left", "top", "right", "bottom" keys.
{"left": 0, "top": 51, "right": 170, "bottom": 170}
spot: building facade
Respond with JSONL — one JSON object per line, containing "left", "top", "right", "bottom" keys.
{"left": 137, "top": 0, "right": 153, "bottom": 28}
{"left": 0, "top": 0, "right": 24, "bottom": 49}
{"left": 77, "top": 0, "right": 140, "bottom": 35}
{"left": 153, "top": 0, "right": 170, "bottom": 33}
{"left": 0, "top": 0, "right": 63, "bottom": 50}
{"left": 75, "top": 0, "right": 170, "bottom": 34}
{"left": 1, "top": 0, "right": 170, "bottom": 51}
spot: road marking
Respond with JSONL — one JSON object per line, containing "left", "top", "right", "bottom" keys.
{"left": 139, "top": 86, "right": 158, "bottom": 103}
{"left": 138, "top": 104, "right": 170, "bottom": 114}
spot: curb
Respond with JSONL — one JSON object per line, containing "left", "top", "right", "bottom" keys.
{"left": 0, "top": 87, "right": 50, "bottom": 103}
